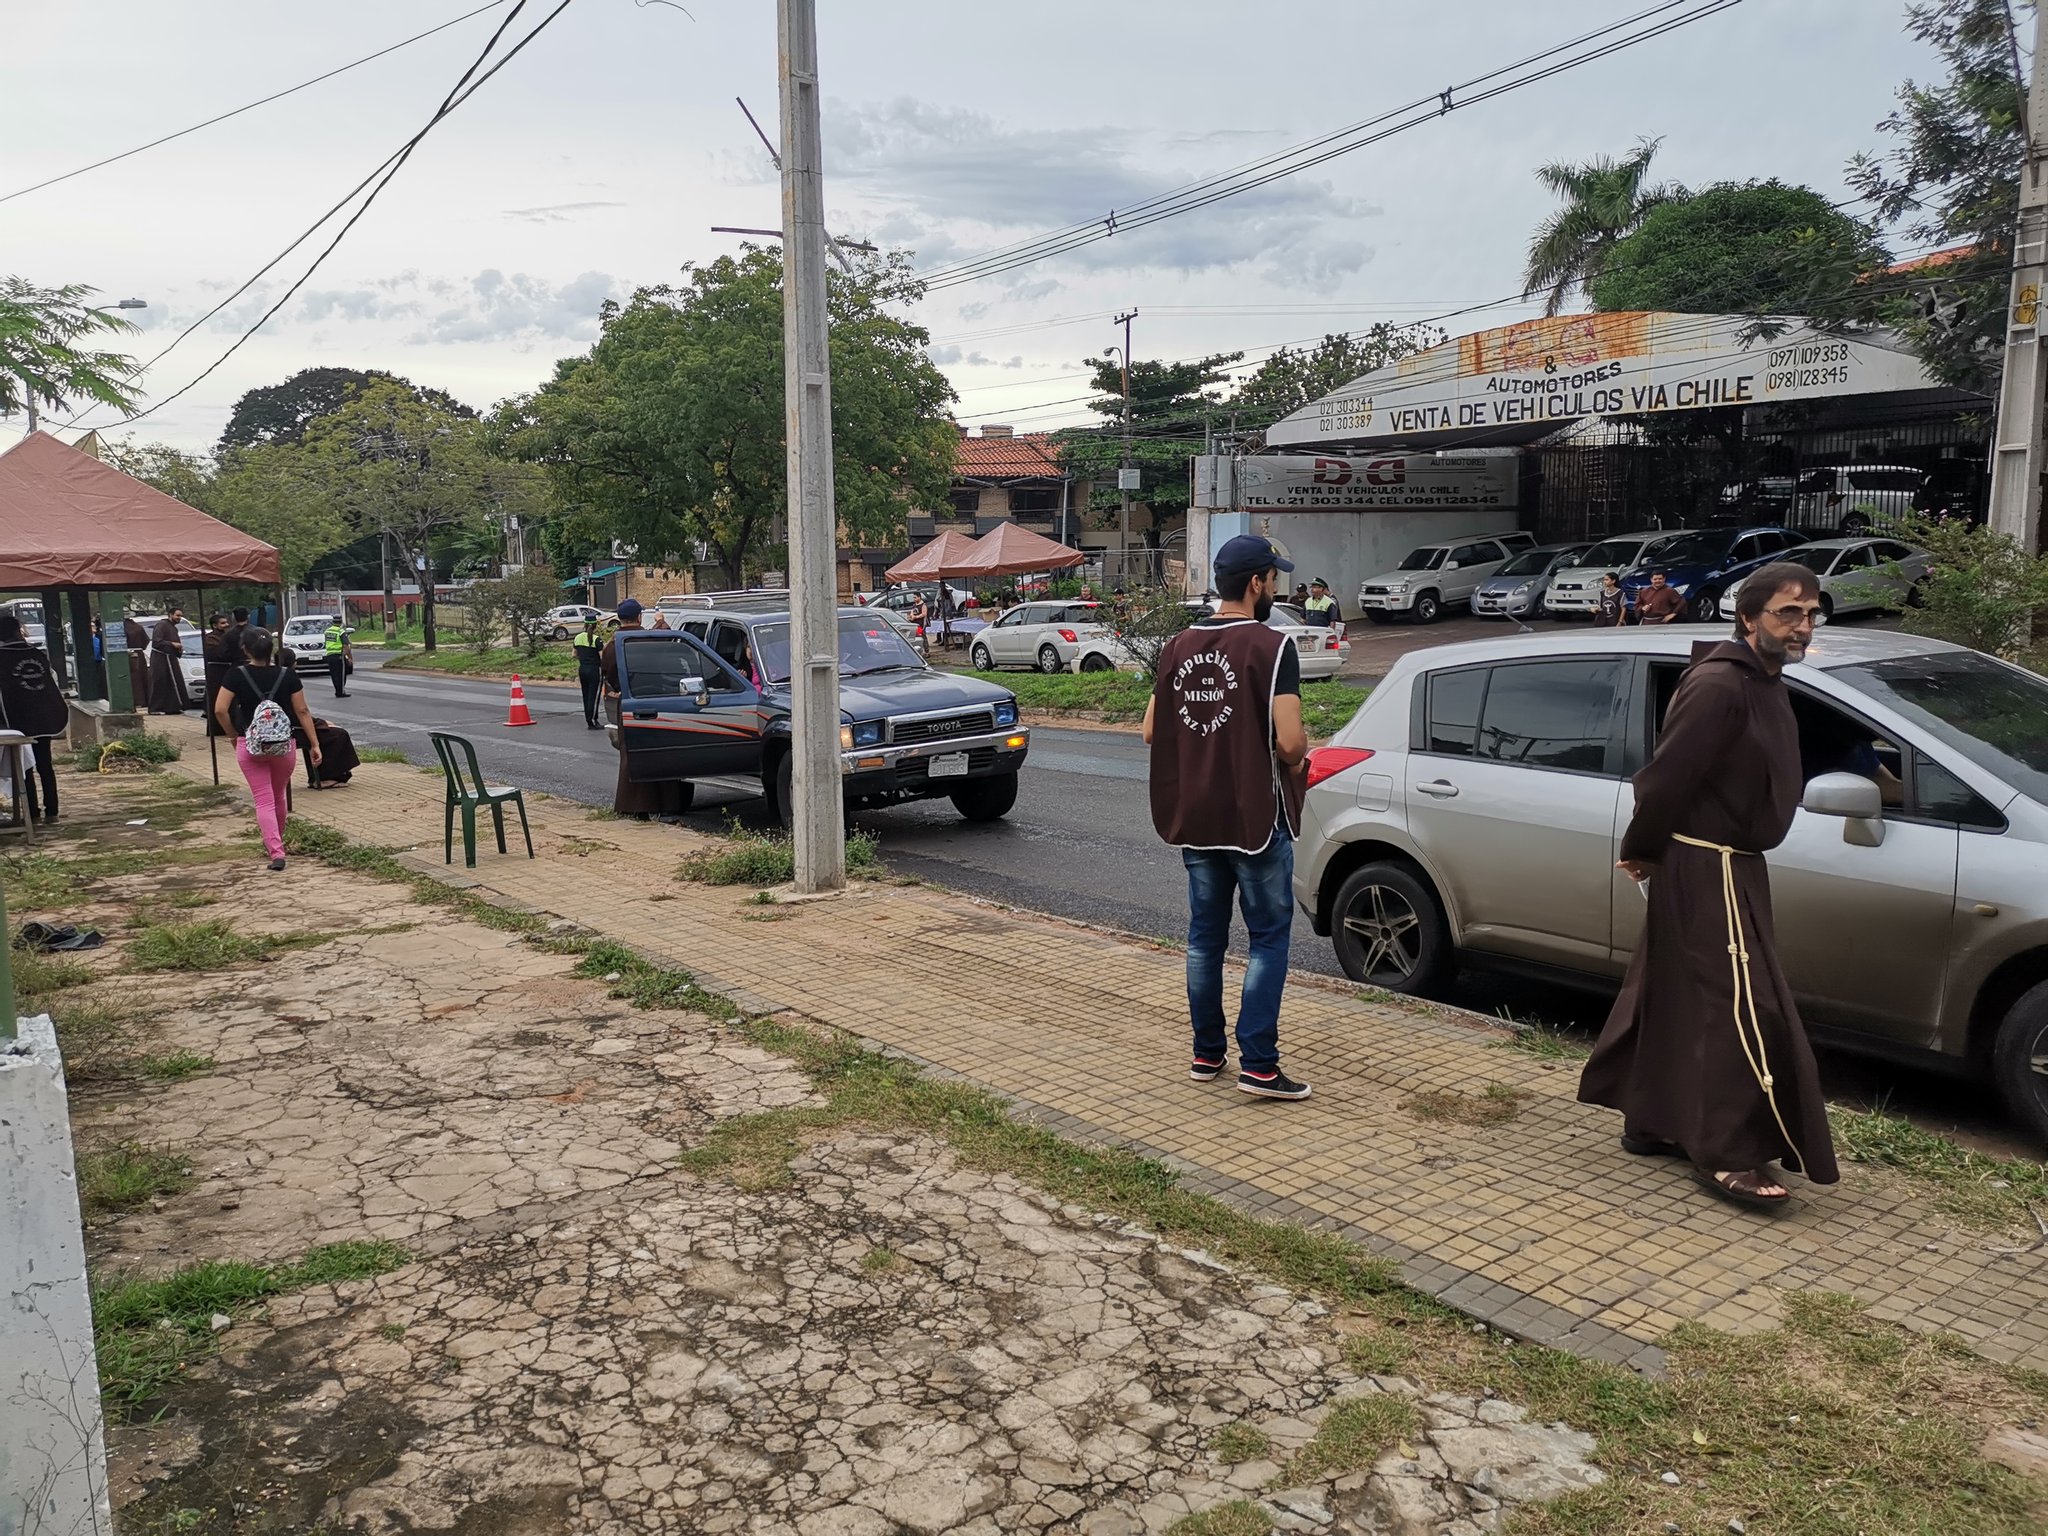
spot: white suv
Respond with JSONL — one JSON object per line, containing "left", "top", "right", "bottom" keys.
{"left": 1792, "top": 464, "right": 1927, "bottom": 536}
{"left": 1356, "top": 534, "right": 1529, "bottom": 624}
{"left": 283, "top": 615, "right": 345, "bottom": 667}
{"left": 1544, "top": 530, "right": 1694, "bottom": 616}
{"left": 969, "top": 601, "right": 1112, "bottom": 673}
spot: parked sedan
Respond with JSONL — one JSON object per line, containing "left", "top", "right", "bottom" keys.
{"left": 1468, "top": 543, "right": 1591, "bottom": 621}
{"left": 970, "top": 601, "right": 1111, "bottom": 673}
{"left": 1293, "top": 626, "right": 2048, "bottom": 1142}
{"left": 1543, "top": 530, "right": 1694, "bottom": 616}
{"left": 1727, "top": 537, "right": 1931, "bottom": 620}
{"left": 1618, "top": 525, "right": 1808, "bottom": 621}
{"left": 539, "top": 604, "right": 608, "bottom": 641}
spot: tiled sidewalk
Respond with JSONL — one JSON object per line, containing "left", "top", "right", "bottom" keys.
{"left": 167, "top": 723, "right": 2048, "bottom": 1375}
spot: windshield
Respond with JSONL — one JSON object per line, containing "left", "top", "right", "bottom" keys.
{"left": 1835, "top": 652, "right": 2048, "bottom": 806}
{"left": 752, "top": 615, "right": 925, "bottom": 682}
{"left": 1650, "top": 531, "right": 1735, "bottom": 566}
{"left": 285, "top": 618, "right": 329, "bottom": 634}
{"left": 1496, "top": 550, "right": 1554, "bottom": 577}
{"left": 1397, "top": 547, "right": 1447, "bottom": 571}
{"left": 1267, "top": 603, "right": 1307, "bottom": 625}
{"left": 1576, "top": 537, "right": 1651, "bottom": 568}
{"left": 1781, "top": 546, "right": 1839, "bottom": 574}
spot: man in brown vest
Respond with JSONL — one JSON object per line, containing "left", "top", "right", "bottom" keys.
{"left": 1144, "top": 534, "right": 1312, "bottom": 1100}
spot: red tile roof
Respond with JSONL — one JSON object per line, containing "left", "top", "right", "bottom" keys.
{"left": 954, "top": 430, "right": 1062, "bottom": 480}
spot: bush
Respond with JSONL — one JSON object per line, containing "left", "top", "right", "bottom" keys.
{"left": 463, "top": 567, "right": 563, "bottom": 656}
{"left": 74, "top": 730, "right": 182, "bottom": 773}
{"left": 678, "top": 825, "right": 883, "bottom": 886}
{"left": 1104, "top": 586, "right": 1196, "bottom": 679}
{"left": 1887, "top": 513, "right": 2048, "bottom": 659}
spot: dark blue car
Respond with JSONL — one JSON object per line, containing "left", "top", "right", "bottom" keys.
{"left": 608, "top": 604, "right": 1029, "bottom": 825}
{"left": 1618, "top": 525, "right": 1808, "bottom": 622}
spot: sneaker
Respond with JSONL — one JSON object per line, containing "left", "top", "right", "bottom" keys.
{"left": 268, "top": 857, "right": 286, "bottom": 872}
{"left": 1189, "top": 1056, "right": 1226, "bottom": 1083}
{"left": 1237, "top": 1068, "right": 1312, "bottom": 1100}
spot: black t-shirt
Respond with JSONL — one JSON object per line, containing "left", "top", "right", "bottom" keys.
{"left": 220, "top": 664, "right": 304, "bottom": 734}
{"left": 1192, "top": 613, "right": 1300, "bottom": 695}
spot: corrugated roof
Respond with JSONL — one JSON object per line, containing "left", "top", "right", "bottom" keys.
{"left": 954, "top": 431, "right": 1062, "bottom": 480}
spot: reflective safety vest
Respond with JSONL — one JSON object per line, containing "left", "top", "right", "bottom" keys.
{"left": 1302, "top": 593, "right": 1336, "bottom": 622}
{"left": 323, "top": 623, "right": 346, "bottom": 654}
{"left": 572, "top": 629, "right": 602, "bottom": 650}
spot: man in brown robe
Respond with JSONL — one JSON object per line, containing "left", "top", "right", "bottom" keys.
{"left": 123, "top": 615, "right": 151, "bottom": 708}
{"left": 1578, "top": 561, "right": 1841, "bottom": 1209}
{"left": 598, "top": 598, "right": 689, "bottom": 820}
{"left": 147, "top": 607, "right": 192, "bottom": 715}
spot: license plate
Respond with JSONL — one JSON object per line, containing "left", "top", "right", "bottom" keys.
{"left": 927, "top": 753, "right": 969, "bottom": 779}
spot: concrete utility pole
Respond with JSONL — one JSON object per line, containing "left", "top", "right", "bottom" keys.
{"left": 1114, "top": 309, "right": 1137, "bottom": 581}
{"left": 1989, "top": 28, "right": 2048, "bottom": 551}
{"left": 778, "top": 0, "right": 846, "bottom": 892}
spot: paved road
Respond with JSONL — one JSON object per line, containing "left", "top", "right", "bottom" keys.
{"left": 308, "top": 651, "right": 2021, "bottom": 1153}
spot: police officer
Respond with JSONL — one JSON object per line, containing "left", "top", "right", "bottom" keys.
{"left": 573, "top": 613, "right": 605, "bottom": 729}
{"left": 323, "top": 616, "right": 352, "bottom": 697}
{"left": 1301, "top": 578, "right": 1338, "bottom": 628}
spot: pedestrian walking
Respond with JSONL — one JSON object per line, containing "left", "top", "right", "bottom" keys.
{"left": 1634, "top": 569, "right": 1686, "bottom": 625}
{"left": 598, "top": 599, "right": 689, "bottom": 820}
{"left": 0, "top": 613, "right": 68, "bottom": 826}
{"left": 1301, "top": 578, "right": 1339, "bottom": 627}
{"left": 1593, "top": 572, "right": 1627, "bottom": 627}
{"left": 1143, "top": 533, "right": 1312, "bottom": 1101}
{"left": 573, "top": 613, "right": 605, "bottom": 729}
{"left": 1577, "top": 562, "right": 1840, "bottom": 1209}
{"left": 212, "top": 627, "right": 323, "bottom": 870}
{"left": 323, "top": 616, "right": 352, "bottom": 697}
{"left": 147, "top": 606, "right": 192, "bottom": 714}
{"left": 203, "top": 614, "right": 237, "bottom": 736}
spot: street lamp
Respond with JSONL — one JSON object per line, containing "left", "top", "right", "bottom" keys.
{"left": 110, "top": 298, "right": 147, "bottom": 310}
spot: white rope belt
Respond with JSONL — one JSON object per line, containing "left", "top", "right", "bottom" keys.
{"left": 1669, "top": 832, "right": 1798, "bottom": 1155}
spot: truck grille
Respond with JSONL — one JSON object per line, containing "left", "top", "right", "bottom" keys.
{"left": 892, "top": 710, "right": 994, "bottom": 745}
{"left": 899, "top": 747, "right": 998, "bottom": 779}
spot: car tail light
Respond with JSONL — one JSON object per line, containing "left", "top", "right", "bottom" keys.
{"left": 1057, "top": 628, "right": 1078, "bottom": 643}
{"left": 1304, "top": 746, "right": 1374, "bottom": 789}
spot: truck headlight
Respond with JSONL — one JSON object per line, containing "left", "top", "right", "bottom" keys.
{"left": 994, "top": 701, "right": 1018, "bottom": 727}
{"left": 842, "top": 721, "right": 883, "bottom": 748}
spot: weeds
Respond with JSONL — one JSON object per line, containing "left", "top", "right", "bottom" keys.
{"left": 1491, "top": 1019, "right": 1590, "bottom": 1062}
{"left": 1208, "top": 1423, "right": 1271, "bottom": 1463}
{"left": 677, "top": 823, "right": 883, "bottom": 886}
{"left": 77, "top": 1141, "right": 193, "bottom": 1216}
{"left": 126, "top": 919, "right": 268, "bottom": 972}
{"left": 572, "top": 941, "right": 736, "bottom": 1018}
{"left": 14, "top": 946, "right": 95, "bottom": 1001}
{"left": 356, "top": 746, "right": 411, "bottom": 763}
{"left": 74, "top": 730, "right": 182, "bottom": 772}
{"left": 859, "top": 1246, "right": 902, "bottom": 1273}
{"left": 280, "top": 818, "right": 554, "bottom": 938}
{"left": 134, "top": 1050, "right": 215, "bottom": 1081}
{"left": 1400, "top": 1082, "right": 1530, "bottom": 1127}
{"left": 1165, "top": 1502, "right": 1271, "bottom": 1536}
{"left": 1288, "top": 1394, "right": 1419, "bottom": 1480}
{"left": 1834, "top": 1103, "right": 2048, "bottom": 1232}
{"left": 92, "top": 1240, "right": 410, "bottom": 1417}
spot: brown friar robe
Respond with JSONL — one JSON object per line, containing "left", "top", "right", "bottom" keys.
{"left": 123, "top": 618, "right": 151, "bottom": 707}
{"left": 598, "top": 631, "right": 688, "bottom": 818}
{"left": 147, "top": 616, "right": 192, "bottom": 714}
{"left": 1577, "top": 640, "right": 1840, "bottom": 1183}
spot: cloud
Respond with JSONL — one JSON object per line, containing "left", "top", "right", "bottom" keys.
{"left": 299, "top": 288, "right": 419, "bottom": 323}
{"left": 824, "top": 97, "right": 1379, "bottom": 290}
{"left": 411, "top": 270, "right": 620, "bottom": 345}
{"left": 503, "top": 201, "right": 629, "bottom": 224}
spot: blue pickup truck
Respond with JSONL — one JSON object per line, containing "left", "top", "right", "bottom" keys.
{"left": 607, "top": 601, "right": 1030, "bottom": 825}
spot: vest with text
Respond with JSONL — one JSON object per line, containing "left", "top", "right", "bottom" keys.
{"left": 1148, "top": 619, "right": 1301, "bottom": 853}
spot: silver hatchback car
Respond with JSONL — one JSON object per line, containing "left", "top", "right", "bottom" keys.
{"left": 1294, "top": 627, "right": 2048, "bottom": 1141}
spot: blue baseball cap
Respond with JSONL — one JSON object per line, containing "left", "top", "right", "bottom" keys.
{"left": 1213, "top": 534, "right": 1295, "bottom": 578}
{"left": 615, "top": 598, "right": 643, "bottom": 620}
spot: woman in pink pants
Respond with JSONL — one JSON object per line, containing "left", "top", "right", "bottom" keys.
{"left": 210, "top": 627, "right": 323, "bottom": 869}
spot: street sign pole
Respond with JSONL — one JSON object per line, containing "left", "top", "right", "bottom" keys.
{"left": 778, "top": 0, "right": 846, "bottom": 892}
{"left": 1989, "top": 31, "right": 2048, "bottom": 552}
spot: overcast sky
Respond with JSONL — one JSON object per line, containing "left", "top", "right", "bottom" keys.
{"left": 3, "top": 0, "right": 1962, "bottom": 455}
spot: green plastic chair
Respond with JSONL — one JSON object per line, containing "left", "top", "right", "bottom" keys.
{"left": 429, "top": 731, "right": 533, "bottom": 867}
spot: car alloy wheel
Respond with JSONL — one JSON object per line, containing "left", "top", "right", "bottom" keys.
{"left": 1330, "top": 861, "right": 1450, "bottom": 994}
{"left": 552, "top": 626, "right": 569, "bottom": 641}
{"left": 970, "top": 642, "right": 994, "bottom": 671}
{"left": 1037, "top": 643, "right": 1063, "bottom": 674}
{"left": 1992, "top": 980, "right": 2048, "bottom": 1148}
{"left": 1345, "top": 883, "right": 1422, "bottom": 982}
{"left": 1412, "top": 592, "right": 1441, "bottom": 624}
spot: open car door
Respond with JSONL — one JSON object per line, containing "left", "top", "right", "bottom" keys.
{"left": 615, "top": 630, "right": 765, "bottom": 783}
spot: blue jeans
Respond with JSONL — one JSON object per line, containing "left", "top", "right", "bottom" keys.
{"left": 1183, "top": 831, "right": 1294, "bottom": 1074}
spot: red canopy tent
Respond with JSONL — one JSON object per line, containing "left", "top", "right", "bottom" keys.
{"left": 883, "top": 528, "right": 979, "bottom": 584}
{"left": 953, "top": 522, "right": 1085, "bottom": 578}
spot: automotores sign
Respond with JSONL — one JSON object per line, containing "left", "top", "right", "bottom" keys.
{"left": 1192, "top": 454, "right": 1518, "bottom": 511}
{"left": 1265, "top": 311, "right": 1943, "bottom": 448}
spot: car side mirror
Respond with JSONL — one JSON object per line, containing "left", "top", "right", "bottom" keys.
{"left": 1802, "top": 771, "right": 1885, "bottom": 847}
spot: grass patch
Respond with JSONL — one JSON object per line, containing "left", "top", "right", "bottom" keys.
{"left": 1400, "top": 1082, "right": 1530, "bottom": 1127}
{"left": 1165, "top": 1501, "right": 1273, "bottom": 1536}
{"left": 92, "top": 1240, "right": 410, "bottom": 1418}
{"left": 383, "top": 645, "right": 579, "bottom": 681}
{"left": 1208, "top": 1423, "right": 1271, "bottom": 1463}
{"left": 1288, "top": 1393, "right": 1419, "bottom": 1480}
{"left": 134, "top": 1050, "right": 215, "bottom": 1081}
{"left": 77, "top": 1140, "right": 193, "bottom": 1217}
{"left": 584, "top": 806, "right": 622, "bottom": 821}
{"left": 985, "top": 672, "right": 1366, "bottom": 738}
{"left": 14, "top": 945, "right": 95, "bottom": 1001}
{"left": 1, "top": 852, "right": 82, "bottom": 907}
{"left": 126, "top": 919, "right": 268, "bottom": 972}
{"left": 1834, "top": 1103, "right": 2048, "bottom": 1232}
{"left": 859, "top": 1246, "right": 902, "bottom": 1274}
{"left": 676, "top": 824, "right": 883, "bottom": 886}
{"left": 1490, "top": 1019, "right": 1591, "bottom": 1062}
{"left": 572, "top": 940, "right": 736, "bottom": 1018}
{"left": 73, "top": 730, "right": 183, "bottom": 772}
{"left": 356, "top": 746, "right": 411, "bottom": 763}
{"left": 280, "top": 818, "right": 560, "bottom": 940}
{"left": 48, "top": 995, "right": 139, "bottom": 1081}
{"left": 1299, "top": 680, "right": 1370, "bottom": 741}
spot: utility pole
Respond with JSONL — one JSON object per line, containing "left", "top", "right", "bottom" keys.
{"left": 778, "top": 0, "right": 846, "bottom": 892}
{"left": 1989, "top": 29, "right": 2048, "bottom": 551}
{"left": 1114, "top": 308, "right": 1137, "bottom": 583}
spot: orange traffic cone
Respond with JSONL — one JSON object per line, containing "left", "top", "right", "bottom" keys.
{"left": 505, "top": 675, "right": 536, "bottom": 727}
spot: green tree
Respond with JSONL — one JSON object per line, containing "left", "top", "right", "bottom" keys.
{"left": 1588, "top": 181, "right": 1890, "bottom": 317}
{"left": 1887, "top": 512, "right": 2048, "bottom": 657}
{"left": 1053, "top": 350, "right": 1242, "bottom": 529}
{"left": 0, "top": 279, "right": 142, "bottom": 429}
{"left": 218, "top": 366, "right": 473, "bottom": 451}
{"left": 101, "top": 439, "right": 352, "bottom": 588}
{"left": 497, "top": 248, "right": 956, "bottom": 586}
{"left": 462, "top": 565, "right": 563, "bottom": 655}
{"left": 1228, "top": 324, "right": 1446, "bottom": 421}
{"left": 1522, "top": 138, "right": 1681, "bottom": 315}
{"left": 1848, "top": 0, "right": 2030, "bottom": 393}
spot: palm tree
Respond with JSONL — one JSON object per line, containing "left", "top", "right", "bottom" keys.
{"left": 0, "top": 279, "right": 143, "bottom": 432}
{"left": 1522, "top": 139, "right": 1681, "bottom": 316}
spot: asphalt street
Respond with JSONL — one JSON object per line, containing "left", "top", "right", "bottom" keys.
{"left": 292, "top": 650, "right": 2021, "bottom": 1153}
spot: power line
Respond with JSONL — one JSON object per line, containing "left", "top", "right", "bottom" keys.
{"left": 0, "top": 2, "right": 513, "bottom": 206}
{"left": 80, "top": 0, "right": 578, "bottom": 434}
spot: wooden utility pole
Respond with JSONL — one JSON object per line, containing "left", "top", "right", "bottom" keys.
{"left": 778, "top": 0, "right": 846, "bottom": 891}
{"left": 1989, "top": 30, "right": 2048, "bottom": 551}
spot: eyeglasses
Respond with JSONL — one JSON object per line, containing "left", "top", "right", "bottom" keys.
{"left": 1762, "top": 604, "right": 1827, "bottom": 626}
